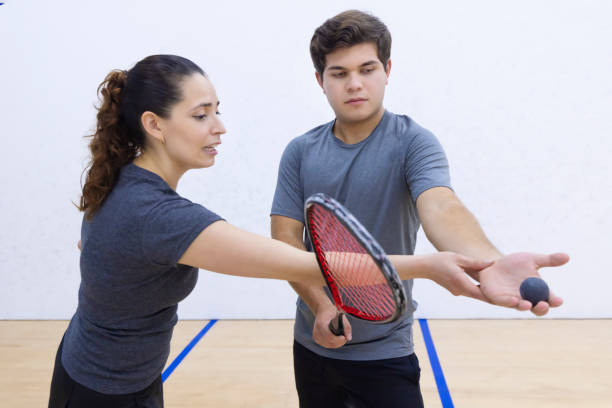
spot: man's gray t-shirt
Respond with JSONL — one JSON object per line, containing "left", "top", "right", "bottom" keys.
{"left": 271, "top": 110, "right": 451, "bottom": 360}
{"left": 62, "top": 163, "right": 222, "bottom": 394}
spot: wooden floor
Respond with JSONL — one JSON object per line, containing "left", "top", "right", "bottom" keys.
{"left": 1, "top": 320, "right": 610, "bottom": 407}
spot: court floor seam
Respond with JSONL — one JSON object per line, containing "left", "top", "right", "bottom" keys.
{"left": 162, "top": 319, "right": 217, "bottom": 382}
{"left": 418, "top": 319, "right": 454, "bottom": 408}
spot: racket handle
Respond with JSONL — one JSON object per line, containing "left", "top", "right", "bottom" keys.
{"left": 328, "top": 312, "right": 345, "bottom": 336}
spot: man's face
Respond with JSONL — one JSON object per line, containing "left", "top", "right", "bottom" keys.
{"left": 317, "top": 42, "right": 390, "bottom": 125}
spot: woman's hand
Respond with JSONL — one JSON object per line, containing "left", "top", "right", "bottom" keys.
{"left": 421, "top": 252, "right": 493, "bottom": 302}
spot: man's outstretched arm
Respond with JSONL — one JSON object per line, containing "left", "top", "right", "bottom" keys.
{"left": 416, "top": 187, "right": 569, "bottom": 316}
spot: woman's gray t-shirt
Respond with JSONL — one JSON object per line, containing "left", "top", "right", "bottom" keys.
{"left": 62, "top": 163, "right": 222, "bottom": 394}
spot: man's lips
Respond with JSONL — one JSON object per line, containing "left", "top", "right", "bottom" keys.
{"left": 345, "top": 98, "right": 368, "bottom": 104}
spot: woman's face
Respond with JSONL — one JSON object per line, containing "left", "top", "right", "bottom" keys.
{"left": 159, "top": 73, "right": 226, "bottom": 170}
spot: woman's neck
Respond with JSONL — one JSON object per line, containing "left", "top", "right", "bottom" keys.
{"left": 133, "top": 152, "right": 184, "bottom": 190}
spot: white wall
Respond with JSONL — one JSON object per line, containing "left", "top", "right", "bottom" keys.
{"left": 1, "top": 0, "right": 610, "bottom": 319}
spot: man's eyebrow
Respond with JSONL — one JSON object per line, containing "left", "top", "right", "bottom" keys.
{"left": 360, "top": 60, "right": 379, "bottom": 67}
{"left": 327, "top": 60, "right": 379, "bottom": 71}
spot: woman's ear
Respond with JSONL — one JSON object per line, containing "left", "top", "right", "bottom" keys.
{"left": 141, "top": 111, "right": 166, "bottom": 144}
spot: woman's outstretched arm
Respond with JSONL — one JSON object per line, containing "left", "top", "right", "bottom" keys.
{"left": 179, "top": 220, "right": 493, "bottom": 301}
{"left": 179, "top": 221, "right": 324, "bottom": 285}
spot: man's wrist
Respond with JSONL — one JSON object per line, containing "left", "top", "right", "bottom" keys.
{"left": 313, "top": 299, "right": 336, "bottom": 316}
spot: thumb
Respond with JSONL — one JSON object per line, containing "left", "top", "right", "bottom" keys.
{"left": 458, "top": 255, "right": 494, "bottom": 271}
{"left": 342, "top": 315, "right": 352, "bottom": 342}
{"left": 534, "top": 252, "right": 570, "bottom": 268}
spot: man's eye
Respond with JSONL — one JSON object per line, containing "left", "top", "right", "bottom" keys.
{"left": 194, "top": 114, "right": 206, "bottom": 120}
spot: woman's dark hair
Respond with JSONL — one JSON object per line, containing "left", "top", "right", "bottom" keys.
{"left": 310, "top": 10, "right": 392, "bottom": 77}
{"left": 79, "top": 55, "right": 205, "bottom": 219}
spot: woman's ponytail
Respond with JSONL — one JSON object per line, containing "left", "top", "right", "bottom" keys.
{"left": 79, "top": 70, "right": 138, "bottom": 219}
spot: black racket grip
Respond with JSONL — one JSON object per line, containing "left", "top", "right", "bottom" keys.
{"left": 328, "top": 312, "right": 345, "bottom": 336}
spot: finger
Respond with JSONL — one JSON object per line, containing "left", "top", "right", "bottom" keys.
{"left": 328, "top": 314, "right": 344, "bottom": 336}
{"left": 534, "top": 252, "right": 570, "bottom": 268}
{"left": 326, "top": 322, "right": 348, "bottom": 347}
{"left": 461, "top": 280, "right": 489, "bottom": 303}
{"left": 476, "top": 284, "right": 494, "bottom": 304}
{"left": 77, "top": 240, "right": 82, "bottom": 251}
{"left": 531, "top": 301, "right": 550, "bottom": 316}
{"left": 323, "top": 336, "right": 346, "bottom": 348}
{"left": 516, "top": 299, "right": 532, "bottom": 311}
{"left": 341, "top": 315, "right": 352, "bottom": 342}
{"left": 491, "top": 293, "right": 522, "bottom": 309}
{"left": 328, "top": 336, "right": 347, "bottom": 348}
{"left": 315, "top": 327, "right": 346, "bottom": 348}
{"left": 548, "top": 292, "right": 563, "bottom": 308}
{"left": 458, "top": 256, "right": 495, "bottom": 271}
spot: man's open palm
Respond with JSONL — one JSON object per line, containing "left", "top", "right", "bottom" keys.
{"left": 478, "top": 252, "right": 569, "bottom": 316}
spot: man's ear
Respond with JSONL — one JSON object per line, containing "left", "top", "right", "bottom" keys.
{"left": 141, "top": 111, "right": 165, "bottom": 144}
{"left": 385, "top": 59, "right": 392, "bottom": 84}
{"left": 315, "top": 71, "right": 325, "bottom": 93}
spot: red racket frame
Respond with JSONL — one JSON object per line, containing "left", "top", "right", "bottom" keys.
{"left": 305, "top": 193, "right": 407, "bottom": 324}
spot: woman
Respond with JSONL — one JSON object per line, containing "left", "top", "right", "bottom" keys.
{"left": 48, "top": 54, "right": 491, "bottom": 407}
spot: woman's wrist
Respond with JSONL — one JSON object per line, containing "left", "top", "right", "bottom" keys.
{"left": 390, "top": 254, "right": 432, "bottom": 280}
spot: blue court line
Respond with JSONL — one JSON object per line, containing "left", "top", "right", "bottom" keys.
{"left": 162, "top": 319, "right": 217, "bottom": 382}
{"left": 418, "top": 319, "right": 454, "bottom": 408}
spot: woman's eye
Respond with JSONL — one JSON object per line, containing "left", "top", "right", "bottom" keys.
{"left": 194, "top": 114, "right": 206, "bottom": 120}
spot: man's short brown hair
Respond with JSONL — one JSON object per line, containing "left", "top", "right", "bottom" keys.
{"left": 310, "top": 10, "right": 392, "bottom": 77}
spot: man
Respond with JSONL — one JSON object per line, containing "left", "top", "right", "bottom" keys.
{"left": 271, "top": 10, "right": 568, "bottom": 408}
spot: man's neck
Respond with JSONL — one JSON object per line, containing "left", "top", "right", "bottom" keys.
{"left": 333, "top": 107, "right": 385, "bottom": 145}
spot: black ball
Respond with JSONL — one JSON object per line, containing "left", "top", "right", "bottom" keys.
{"left": 520, "top": 277, "right": 550, "bottom": 305}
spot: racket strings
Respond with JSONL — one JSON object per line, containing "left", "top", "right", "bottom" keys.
{"left": 309, "top": 205, "right": 397, "bottom": 321}
{"left": 328, "top": 251, "right": 393, "bottom": 314}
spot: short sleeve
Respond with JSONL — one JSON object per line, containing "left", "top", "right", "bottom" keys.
{"left": 404, "top": 130, "right": 452, "bottom": 202}
{"left": 271, "top": 139, "right": 305, "bottom": 222}
{"left": 142, "top": 197, "right": 223, "bottom": 266}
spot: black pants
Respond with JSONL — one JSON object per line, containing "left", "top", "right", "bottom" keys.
{"left": 294, "top": 341, "right": 424, "bottom": 408}
{"left": 48, "top": 337, "right": 164, "bottom": 408}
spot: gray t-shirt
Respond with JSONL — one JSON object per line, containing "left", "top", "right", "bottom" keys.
{"left": 271, "top": 110, "right": 451, "bottom": 360}
{"left": 62, "top": 163, "right": 222, "bottom": 394}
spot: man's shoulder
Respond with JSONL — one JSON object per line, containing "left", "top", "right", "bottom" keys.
{"left": 297, "top": 120, "right": 334, "bottom": 142}
{"left": 282, "top": 119, "right": 334, "bottom": 154}
{"left": 384, "top": 111, "right": 433, "bottom": 140}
